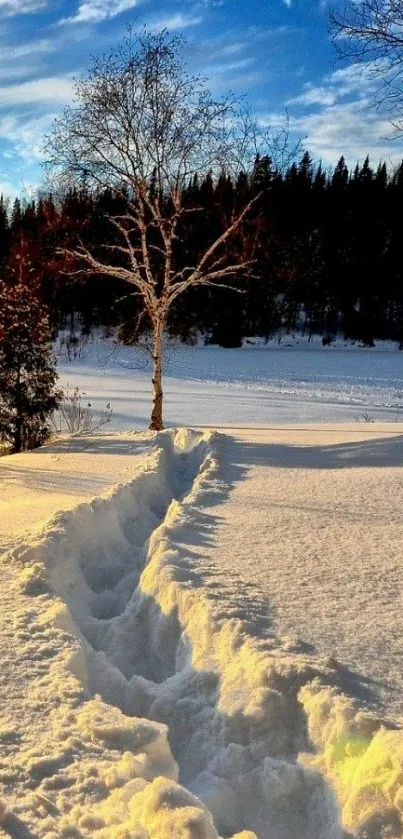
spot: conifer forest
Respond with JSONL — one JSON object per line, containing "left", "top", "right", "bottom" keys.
{"left": 4, "top": 151, "right": 403, "bottom": 350}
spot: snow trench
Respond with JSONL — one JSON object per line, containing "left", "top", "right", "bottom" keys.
{"left": 9, "top": 428, "right": 403, "bottom": 839}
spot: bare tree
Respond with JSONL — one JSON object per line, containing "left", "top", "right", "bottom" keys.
{"left": 45, "top": 29, "right": 287, "bottom": 430}
{"left": 330, "top": 0, "right": 403, "bottom": 131}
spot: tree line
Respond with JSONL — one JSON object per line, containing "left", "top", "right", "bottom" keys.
{"left": 2, "top": 150, "right": 403, "bottom": 351}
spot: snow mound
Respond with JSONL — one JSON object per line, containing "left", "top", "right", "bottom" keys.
{"left": 7, "top": 427, "right": 403, "bottom": 838}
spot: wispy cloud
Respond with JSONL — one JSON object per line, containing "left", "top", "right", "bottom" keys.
{"left": 0, "top": 37, "right": 56, "bottom": 67}
{"left": 0, "top": 0, "right": 47, "bottom": 14}
{"left": 61, "top": 0, "right": 140, "bottom": 25}
{"left": 0, "top": 111, "right": 60, "bottom": 167}
{"left": 287, "top": 63, "right": 377, "bottom": 109}
{"left": 214, "top": 41, "right": 246, "bottom": 58}
{"left": 196, "top": 24, "right": 292, "bottom": 59}
{"left": 3, "top": 37, "right": 54, "bottom": 58}
{"left": 148, "top": 13, "right": 203, "bottom": 33}
{"left": 0, "top": 37, "right": 58, "bottom": 82}
{"left": 0, "top": 75, "right": 73, "bottom": 107}
{"left": 291, "top": 101, "right": 398, "bottom": 166}
{"left": 204, "top": 57, "right": 254, "bottom": 76}
{"left": 276, "top": 63, "right": 399, "bottom": 167}
{"left": 188, "top": 25, "right": 286, "bottom": 96}
{"left": 287, "top": 86, "right": 337, "bottom": 107}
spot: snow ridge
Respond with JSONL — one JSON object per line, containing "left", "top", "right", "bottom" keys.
{"left": 5, "top": 428, "right": 403, "bottom": 838}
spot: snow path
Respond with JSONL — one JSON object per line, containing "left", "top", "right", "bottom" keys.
{"left": 1, "top": 427, "right": 403, "bottom": 838}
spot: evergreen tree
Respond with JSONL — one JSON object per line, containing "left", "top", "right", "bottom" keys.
{"left": 0, "top": 195, "right": 10, "bottom": 265}
{"left": 376, "top": 162, "right": 388, "bottom": 190}
{"left": 0, "top": 149, "right": 400, "bottom": 349}
{"left": 0, "top": 241, "right": 60, "bottom": 453}
{"left": 331, "top": 156, "right": 349, "bottom": 190}
{"left": 10, "top": 198, "right": 22, "bottom": 231}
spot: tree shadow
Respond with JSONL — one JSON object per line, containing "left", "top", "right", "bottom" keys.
{"left": 224, "top": 432, "right": 403, "bottom": 472}
{"left": 36, "top": 434, "right": 151, "bottom": 457}
{"left": 1, "top": 813, "right": 39, "bottom": 839}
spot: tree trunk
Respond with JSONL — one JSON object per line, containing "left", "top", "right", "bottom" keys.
{"left": 149, "top": 319, "right": 164, "bottom": 431}
{"left": 13, "top": 416, "right": 22, "bottom": 454}
{"left": 14, "top": 367, "right": 22, "bottom": 453}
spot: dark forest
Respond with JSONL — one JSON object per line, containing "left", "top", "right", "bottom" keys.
{"left": 4, "top": 150, "right": 403, "bottom": 350}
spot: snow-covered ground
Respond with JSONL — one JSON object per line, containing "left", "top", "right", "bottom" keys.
{"left": 56, "top": 335, "right": 403, "bottom": 429}
{"left": 1, "top": 338, "right": 403, "bottom": 838}
{"left": 1, "top": 426, "right": 403, "bottom": 838}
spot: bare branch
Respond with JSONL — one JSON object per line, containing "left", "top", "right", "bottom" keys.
{"left": 330, "top": 0, "right": 403, "bottom": 131}
{"left": 181, "top": 191, "right": 262, "bottom": 287}
{"left": 45, "top": 28, "right": 295, "bottom": 430}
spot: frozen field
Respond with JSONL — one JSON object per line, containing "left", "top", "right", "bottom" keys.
{"left": 56, "top": 336, "right": 403, "bottom": 428}
{"left": 1, "top": 340, "right": 403, "bottom": 838}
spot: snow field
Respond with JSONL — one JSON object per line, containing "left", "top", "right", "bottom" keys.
{"left": 56, "top": 336, "right": 403, "bottom": 430}
{"left": 3, "top": 428, "right": 403, "bottom": 838}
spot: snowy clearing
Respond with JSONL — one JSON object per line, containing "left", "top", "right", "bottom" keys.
{"left": 56, "top": 336, "right": 403, "bottom": 429}
{"left": 0, "top": 432, "right": 154, "bottom": 555}
{"left": 1, "top": 425, "right": 403, "bottom": 838}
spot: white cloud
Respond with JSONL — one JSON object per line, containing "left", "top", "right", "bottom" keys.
{"left": 291, "top": 100, "right": 397, "bottom": 166}
{"left": 325, "top": 62, "right": 378, "bottom": 96}
{"left": 2, "top": 37, "right": 55, "bottom": 59}
{"left": 269, "top": 61, "right": 402, "bottom": 168}
{"left": 196, "top": 25, "right": 292, "bottom": 62}
{"left": 148, "top": 13, "right": 203, "bottom": 32}
{"left": 287, "top": 63, "right": 378, "bottom": 110}
{"left": 0, "top": 75, "right": 74, "bottom": 107}
{"left": 216, "top": 42, "right": 246, "bottom": 57}
{"left": 0, "top": 0, "right": 47, "bottom": 14}
{"left": 0, "top": 68, "right": 79, "bottom": 175}
{"left": 0, "top": 179, "right": 20, "bottom": 198}
{"left": 287, "top": 86, "right": 337, "bottom": 107}
{"left": 61, "top": 0, "right": 140, "bottom": 24}
{"left": 0, "top": 38, "right": 56, "bottom": 81}
{"left": 204, "top": 57, "right": 254, "bottom": 76}
{"left": 0, "top": 112, "right": 55, "bottom": 161}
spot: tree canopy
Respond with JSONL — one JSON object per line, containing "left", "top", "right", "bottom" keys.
{"left": 45, "top": 29, "right": 278, "bottom": 429}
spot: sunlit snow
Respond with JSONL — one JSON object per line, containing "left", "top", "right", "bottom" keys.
{"left": 1, "top": 338, "right": 403, "bottom": 838}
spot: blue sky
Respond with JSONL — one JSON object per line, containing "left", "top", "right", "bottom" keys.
{"left": 0, "top": 0, "right": 401, "bottom": 197}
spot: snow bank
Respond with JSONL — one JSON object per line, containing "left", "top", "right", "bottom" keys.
{"left": 6, "top": 428, "right": 403, "bottom": 838}
{"left": 300, "top": 681, "right": 403, "bottom": 838}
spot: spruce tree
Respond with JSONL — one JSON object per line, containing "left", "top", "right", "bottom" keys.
{"left": 10, "top": 198, "right": 22, "bottom": 232}
{"left": 0, "top": 242, "right": 60, "bottom": 453}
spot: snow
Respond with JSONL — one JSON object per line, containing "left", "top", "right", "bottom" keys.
{"left": 56, "top": 335, "right": 403, "bottom": 429}
{"left": 192, "top": 426, "right": 403, "bottom": 720}
{"left": 1, "top": 338, "right": 403, "bottom": 838}
{"left": 0, "top": 429, "right": 337, "bottom": 839}
{"left": 0, "top": 432, "right": 155, "bottom": 554}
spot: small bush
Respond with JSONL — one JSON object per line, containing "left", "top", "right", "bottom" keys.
{"left": 52, "top": 386, "right": 113, "bottom": 435}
